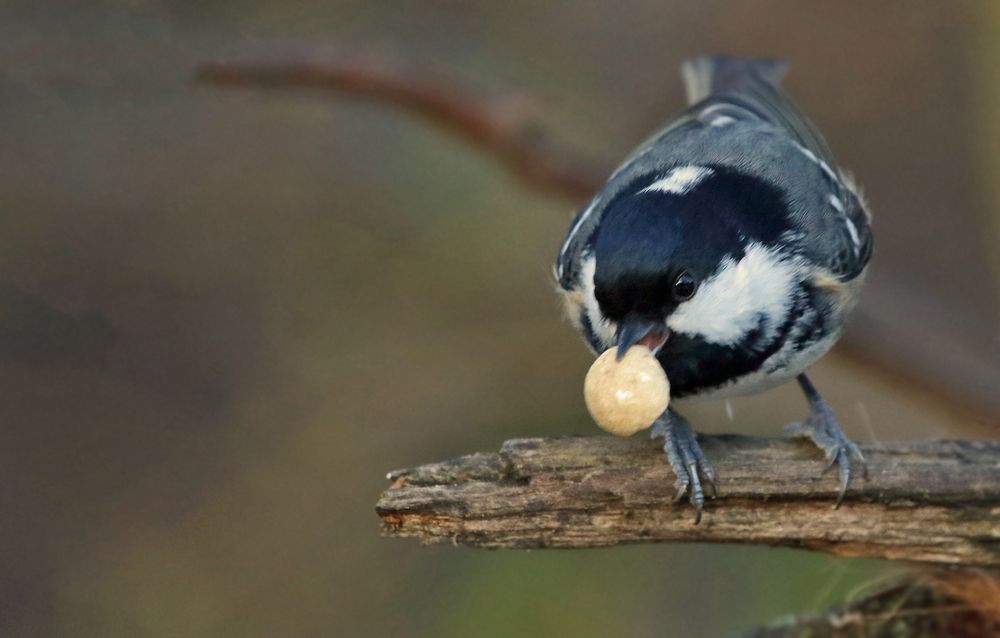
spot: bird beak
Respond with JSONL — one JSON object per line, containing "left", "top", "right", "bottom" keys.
{"left": 616, "top": 316, "right": 670, "bottom": 360}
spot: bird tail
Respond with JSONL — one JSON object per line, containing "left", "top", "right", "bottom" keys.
{"left": 681, "top": 56, "right": 787, "bottom": 106}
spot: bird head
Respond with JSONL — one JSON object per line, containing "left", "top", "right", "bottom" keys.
{"left": 589, "top": 165, "right": 801, "bottom": 358}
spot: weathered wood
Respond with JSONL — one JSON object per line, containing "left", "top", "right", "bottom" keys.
{"left": 377, "top": 435, "right": 1000, "bottom": 566}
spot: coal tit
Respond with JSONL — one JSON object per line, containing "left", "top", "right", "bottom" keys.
{"left": 555, "top": 56, "right": 873, "bottom": 522}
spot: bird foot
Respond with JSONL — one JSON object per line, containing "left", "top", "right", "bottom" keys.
{"left": 651, "top": 412, "right": 718, "bottom": 524}
{"left": 784, "top": 399, "right": 866, "bottom": 507}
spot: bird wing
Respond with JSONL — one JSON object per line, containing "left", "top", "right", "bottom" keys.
{"left": 680, "top": 56, "right": 839, "bottom": 171}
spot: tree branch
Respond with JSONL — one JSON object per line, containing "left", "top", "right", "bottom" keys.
{"left": 194, "top": 56, "right": 604, "bottom": 200}
{"left": 377, "top": 435, "right": 1000, "bottom": 567}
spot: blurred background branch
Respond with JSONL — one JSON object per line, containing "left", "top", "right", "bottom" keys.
{"left": 378, "top": 435, "right": 1000, "bottom": 567}
{"left": 195, "top": 56, "right": 604, "bottom": 200}
{"left": 747, "top": 570, "right": 1000, "bottom": 637}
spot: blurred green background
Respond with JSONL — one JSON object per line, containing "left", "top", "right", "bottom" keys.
{"left": 1, "top": 1, "right": 998, "bottom": 636}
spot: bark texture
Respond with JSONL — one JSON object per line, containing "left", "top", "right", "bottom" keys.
{"left": 377, "top": 435, "right": 1000, "bottom": 566}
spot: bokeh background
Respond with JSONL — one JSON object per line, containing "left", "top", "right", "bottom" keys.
{"left": 1, "top": 1, "right": 998, "bottom": 636}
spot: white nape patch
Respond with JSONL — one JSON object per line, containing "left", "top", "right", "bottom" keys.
{"left": 795, "top": 144, "right": 839, "bottom": 182}
{"left": 580, "top": 254, "right": 616, "bottom": 348}
{"left": 828, "top": 194, "right": 844, "bottom": 213}
{"left": 667, "top": 243, "right": 801, "bottom": 345}
{"left": 556, "top": 200, "right": 597, "bottom": 279}
{"left": 639, "top": 166, "right": 714, "bottom": 196}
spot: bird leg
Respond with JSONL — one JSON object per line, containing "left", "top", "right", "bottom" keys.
{"left": 650, "top": 409, "right": 718, "bottom": 524}
{"left": 784, "top": 373, "right": 866, "bottom": 506}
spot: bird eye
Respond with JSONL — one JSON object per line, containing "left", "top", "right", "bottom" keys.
{"left": 673, "top": 272, "right": 697, "bottom": 301}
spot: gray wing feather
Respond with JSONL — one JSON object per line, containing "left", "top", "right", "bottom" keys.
{"left": 681, "top": 56, "right": 838, "bottom": 170}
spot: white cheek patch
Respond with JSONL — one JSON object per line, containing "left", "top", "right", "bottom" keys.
{"left": 580, "top": 254, "right": 617, "bottom": 348}
{"left": 639, "top": 166, "right": 714, "bottom": 196}
{"left": 667, "top": 243, "right": 800, "bottom": 345}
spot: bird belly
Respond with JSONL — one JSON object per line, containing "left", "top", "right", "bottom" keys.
{"left": 682, "top": 329, "right": 840, "bottom": 401}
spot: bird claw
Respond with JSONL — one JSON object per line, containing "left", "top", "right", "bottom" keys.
{"left": 785, "top": 399, "right": 866, "bottom": 507}
{"left": 672, "top": 476, "right": 689, "bottom": 503}
{"left": 652, "top": 412, "right": 716, "bottom": 524}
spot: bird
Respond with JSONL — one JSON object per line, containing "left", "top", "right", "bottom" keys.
{"left": 554, "top": 56, "right": 873, "bottom": 523}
